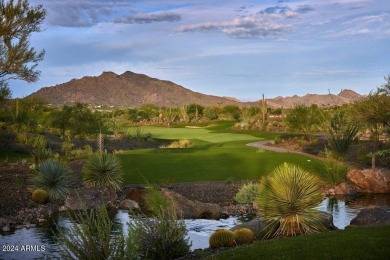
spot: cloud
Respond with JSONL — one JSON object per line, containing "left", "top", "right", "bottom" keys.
{"left": 176, "top": 16, "right": 293, "bottom": 39}
{"left": 329, "top": 28, "right": 371, "bottom": 37}
{"left": 296, "top": 5, "right": 315, "bottom": 14}
{"left": 258, "top": 4, "right": 314, "bottom": 18}
{"left": 344, "top": 13, "right": 389, "bottom": 25}
{"left": 115, "top": 12, "right": 181, "bottom": 24}
{"left": 42, "top": 0, "right": 131, "bottom": 27}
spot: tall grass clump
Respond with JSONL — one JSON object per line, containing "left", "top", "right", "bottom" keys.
{"left": 127, "top": 208, "right": 191, "bottom": 260}
{"left": 55, "top": 205, "right": 125, "bottom": 260}
{"left": 162, "top": 139, "right": 192, "bottom": 148}
{"left": 318, "top": 150, "right": 348, "bottom": 185}
{"left": 31, "top": 159, "right": 71, "bottom": 200}
{"left": 234, "top": 181, "right": 260, "bottom": 204}
{"left": 82, "top": 153, "right": 123, "bottom": 191}
{"left": 256, "top": 163, "right": 326, "bottom": 238}
{"left": 326, "top": 110, "right": 359, "bottom": 159}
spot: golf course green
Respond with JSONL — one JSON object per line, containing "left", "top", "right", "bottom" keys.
{"left": 118, "top": 122, "right": 326, "bottom": 184}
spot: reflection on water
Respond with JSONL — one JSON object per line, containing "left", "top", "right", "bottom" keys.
{"left": 317, "top": 194, "right": 390, "bottom": 229}
{"left": 1, "top": 194, "right": 390, "bottom": 259}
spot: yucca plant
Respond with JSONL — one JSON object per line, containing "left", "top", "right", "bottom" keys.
{"left": 31, "top": 159, "right": 71, "bottom": 200}
{"left": 256, "top": 163, "right": 326, "bottom": 238}
{"left": 82, "top": 153, "right": 123, "bottom": 191}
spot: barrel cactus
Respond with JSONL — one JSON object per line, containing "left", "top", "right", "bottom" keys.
{"left": 233, "top": 228, "right": 256, "bottom": 245}
{"left": 32, "top": 188, "right": 49, "bottom": 204}
{"left": 209, "top": 229, "right": 236, "bottom": 249}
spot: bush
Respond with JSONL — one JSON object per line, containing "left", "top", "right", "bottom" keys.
{"left": 31, "top": 159, "right": 71, "bottom": 200}
{"left": 127, "top": 208, "right": 191, "bottom": 259}
{"left": 233, "top": 228, "right": 256, "bottom": 245}
{"left": 209, "top": 229, "right": 236, "bottom": 249}
{"left": 31, "top": 188, "right": 49, "bottom": 204}
{"left": 55, "top": 205, "right": 125, "bottom": 260}
{"left": 234, "top": 182, "right": 260, "bottom": 204}
{"left": 256, "top": 163, "right": 326, "bottom": 238}
{"left": 82, "top": 153, "right": 123, "bottom": 191}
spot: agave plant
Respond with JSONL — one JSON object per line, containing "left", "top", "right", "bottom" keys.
{"left": 82, "top": 153, "right": 123, "bottom": 191}
{"left": 256, "top": 163, "right": 325, "bottom": 238}
{"left": 31, "top": 159, "right": 71, "bottom": 200}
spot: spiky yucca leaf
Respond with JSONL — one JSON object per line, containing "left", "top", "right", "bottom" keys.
{"left": 256, "top": 163, "right": 325, "bottom": 238}
{"left": 82, "top": 153, "right": 123, "bottom": 191}
{"left": 32, "top": 159, "right": 71, "bottom": 200}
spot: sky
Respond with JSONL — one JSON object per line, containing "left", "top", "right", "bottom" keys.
{"left": 8, "top": 0, "right": 390, "bottom": 101}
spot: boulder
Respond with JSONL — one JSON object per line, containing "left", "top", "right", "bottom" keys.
{"left": 347, "top": 168, "right": 390, "bottom": 193}
{"left": 125, "top": 187, "right": 147, "bottom": 208}
{"left": 161, "top": 188, "right": 222, "bottom": 219}
{"left": 319, "top": 211, "right": 338, "bottom": 230}
{"left": 64, "top": 187, "right": 116, "bottom": 211}
{"left": 350, "top": 207, "right": 390, "bottom": 226}
{"left": 333, "top": 182, "right": 359, "bottom": 195}
{"left": 231, "top": 219, "right": 267, "bottom": 239}
{"left": 119, "top": 199, "right": 140, "bottom": 211}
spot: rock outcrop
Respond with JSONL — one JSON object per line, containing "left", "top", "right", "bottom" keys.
{"left": 347, "top": 168, "right": 390, "bottom": 193}
{"left": 350, "top": 208, "right": 390, "bottom": 226}
{"left": 161, "top": 188, "right": 222, "bottom": 219}
{"left": 64, "top": 187, "right": 116, "bottom": 210}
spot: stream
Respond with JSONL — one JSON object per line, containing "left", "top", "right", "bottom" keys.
{"left": 1, "top": 194, "right": 390, "bottom": 259}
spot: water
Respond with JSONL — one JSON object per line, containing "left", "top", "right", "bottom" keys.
{"left": 1, "top": 195, "right": 390, "bottom": 259}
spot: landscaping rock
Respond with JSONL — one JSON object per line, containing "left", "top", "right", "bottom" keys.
{"left": 347, "top": 168, "right": 390, "bottom": 193}
{"left": 64, "top": 187, "right": 117, "bottom": 210}
{"left": 119, "top": 199, "right": 140, "bottom": 211}
{"left": 350, "top": 207, "right": 390, "bottom": 226}
{"left": 230, "top": 219, "right": 266, "bottom": 239}
{"left": 333, "top": 182, "right": 359, "bottom": 195}
{"left": 319, "top": 211, "right": 338, "bottom": 230}
{"left": 125, "top": 187, "right": 147, "bottom": 208}
{"left": 161, "top": 188, "right": 222, "bottom": 219}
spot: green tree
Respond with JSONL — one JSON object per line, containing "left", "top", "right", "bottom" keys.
{"left": 377, "top": 74, "right": 390, "bottom": 96}
{"left": 51, "top": 103, "right": 103, "bottom": 140}
{"left": 286, "top": 104, "right": 324, "bottom": 135}
{"left": 0, "top": 0, "right": 46, "bottom": 95}
{"left": 350, "top": 93, "right": 390, "bottom": 169}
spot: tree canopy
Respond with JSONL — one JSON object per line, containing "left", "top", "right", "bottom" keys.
{"left": 0, "top": 0, "right": 46, "bottom": 95}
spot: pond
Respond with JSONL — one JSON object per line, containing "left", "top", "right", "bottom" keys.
{"left": 1, "top": 194, "right": 390, "bottom": 259}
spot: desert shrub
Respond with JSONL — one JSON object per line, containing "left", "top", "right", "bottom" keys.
{"left": 15, "top": 132, "right": 28, "bottom": 144}
{"left": 234, "top": 182, "right": 260, "bottom": 204}
{"left": 61, "top": 141, "right": 74, "bottom": 156}
{"left": 256, "top": 163, "right": 326, "bottom": 238}
{"left": 55, "top": 205, "right": 125, "bottom": 260}
{"left": 30, "top": 134, "right": 52, "bottom": 162}
{"left": 127, "top": 208, "right": 190, "bottom": 260}
{"left": 82, "top": 153, "right": 123, "bottom": 191}
{"left": 31, "top": 159, "right": 71, "bottom": 200}
{"left": 31, "top": 188, "right": 49, "bottom": 204}
{"left": 233, "top": 228, "right": 256, "bottom": 245}
{"left": 209, "top": 229, "right": 236, "bottom": 249}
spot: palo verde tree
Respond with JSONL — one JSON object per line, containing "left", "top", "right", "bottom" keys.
{"left": 0, "top": 0, "right": 46, "bottom": 96}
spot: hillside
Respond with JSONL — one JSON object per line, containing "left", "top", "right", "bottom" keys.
{"left": 30, "top": 71, "right": 362, "bottom": 108}
{"left": 30, "top": 71, "right": 241, "bottom": 108}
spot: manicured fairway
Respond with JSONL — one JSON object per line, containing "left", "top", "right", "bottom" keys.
{"left": 119, "top": 123, "right": 325, "bottom": 184}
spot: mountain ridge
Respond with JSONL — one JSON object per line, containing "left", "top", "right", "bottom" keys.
{"left": 30, "top": 71, "right": 363, "bottom": 108}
